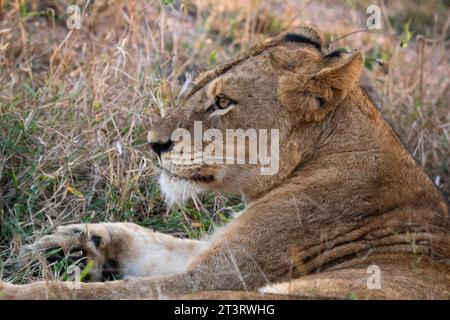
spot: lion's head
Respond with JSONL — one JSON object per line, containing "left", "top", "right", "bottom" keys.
{"left": 148, "top": 26, "right": 364, "bottom": 206}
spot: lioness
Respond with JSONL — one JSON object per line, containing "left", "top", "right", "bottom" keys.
{"left": 1, "top": 26, "right": 449, "bottom": 300}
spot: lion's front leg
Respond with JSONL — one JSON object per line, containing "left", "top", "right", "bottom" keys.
{"left": 0, "top": 277, "right": 159, "bottom": 300}
{"left": 0, "top": 217, "right": 265, "bottom": 299}
{"left": 27, "top": 222, "right": 207, "bottom": 281}
{"left": 0, "top": 272, "right": 202, "bottom": 300}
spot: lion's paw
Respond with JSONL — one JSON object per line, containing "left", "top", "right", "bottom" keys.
{"left": 33, "top": 224, "right": 119, "bottom": 281}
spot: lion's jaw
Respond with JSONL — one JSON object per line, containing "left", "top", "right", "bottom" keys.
{"left": 158, "top": 171, "right": 203, "bottom": 207}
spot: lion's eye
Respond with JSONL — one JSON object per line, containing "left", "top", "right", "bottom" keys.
{"left": 206, "top": 94, "right": 235, "bottom": 113}
{"left": 217, "top": 94, "right": 232, "bottom": 109}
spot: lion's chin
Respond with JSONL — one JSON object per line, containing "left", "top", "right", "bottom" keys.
{"left": 158, "top": 172, "right": 203, "bottom": 207}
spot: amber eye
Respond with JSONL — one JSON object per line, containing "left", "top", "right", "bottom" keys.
{"left": 206, "top": 94, "right": 236, "bottom": 113}
{"left": 216, "top": 94, "right": 234, "bottom": 109}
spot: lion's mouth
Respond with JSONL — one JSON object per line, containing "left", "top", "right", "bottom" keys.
{"left": 188, "top": 174, "right": 215, "bottom": 183}
{"left": 158, "top": 165, "right": 215, "bottom": 184}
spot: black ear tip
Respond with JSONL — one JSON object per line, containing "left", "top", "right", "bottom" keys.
{"left": 283, "top": 26, "right": 322, "bottom": 51}
{"left": 284, "top": 34, "right": 322, "bottom": 51}
{"left": 325, "top": 48, "right": 349, "bottom": 59}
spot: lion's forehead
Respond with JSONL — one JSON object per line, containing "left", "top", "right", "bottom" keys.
{"left": 195, "top": 56, "right": 272, "bottom": 95}
{"left": 184, "top": 32, "right": 324, "bottom": 103}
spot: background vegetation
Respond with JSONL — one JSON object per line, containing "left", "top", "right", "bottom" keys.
{"left": 0, "top": 0, "right": 449, "bottom": 283}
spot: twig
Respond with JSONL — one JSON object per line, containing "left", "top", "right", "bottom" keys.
{"left": 416, "top": 35, "right": 426, "bottom": 101}
{"left": 324, "top": 28, "right": 369, "bottom": 50}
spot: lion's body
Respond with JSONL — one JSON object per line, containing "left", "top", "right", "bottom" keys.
{"left": 1, "top": 27, "right": 449, "bottom": 300}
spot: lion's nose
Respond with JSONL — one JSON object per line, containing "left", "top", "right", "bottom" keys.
{"left": 148, "top": 139, "right": 174, "bottom": 157}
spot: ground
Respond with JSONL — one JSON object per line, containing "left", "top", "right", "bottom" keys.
{"left": 0, "top": 0, "right": 449, "bottom": 284}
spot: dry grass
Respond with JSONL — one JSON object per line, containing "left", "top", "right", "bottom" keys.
{"left": 0, "top": 0, "right": 449, "bottom": 283}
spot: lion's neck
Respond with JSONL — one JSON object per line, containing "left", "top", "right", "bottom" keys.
{"left": 250, "top": 87, "right": 447, "bottom": 217}
{"left": 243, "top": 88, "right": 449, "bottom": 270}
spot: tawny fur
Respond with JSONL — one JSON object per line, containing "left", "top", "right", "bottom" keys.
{"left": 1, "top": 26, "right": 449, "bottom": 300}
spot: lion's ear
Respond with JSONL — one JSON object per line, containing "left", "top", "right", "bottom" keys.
{"left": 313, "top": 50, "right": 364, "bottom": 91}
{"left": 278, "top": 50, "right": 364, "bottom": 122}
